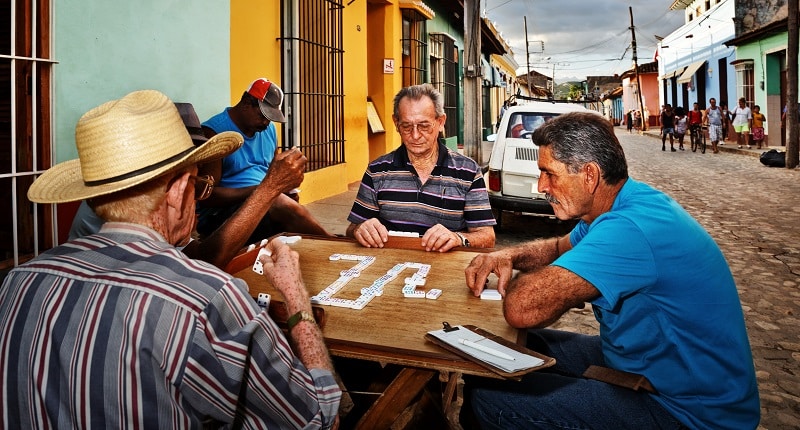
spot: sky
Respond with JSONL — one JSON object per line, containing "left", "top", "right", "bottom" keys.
{"left": 482, "top": 0, "right": 687, "bottom": 82}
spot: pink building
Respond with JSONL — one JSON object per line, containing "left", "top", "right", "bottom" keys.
{"left": 621, "top": 61, "right": 660, "bottom": 128}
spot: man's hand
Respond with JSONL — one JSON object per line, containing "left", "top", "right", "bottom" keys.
{"left": 263, "top": 148, "right": 306, "bottom": 194}
{"left": 259, "top": 239, "right": 308, "bottom": 303}
{"left": 351, "top": 218, "right": 389, "bottom": 248}
{"left": 465, "top": 251, "right": 514, "bottom": 297}
{"left": 421, "top": 223, "right": 461, "bottom": 252}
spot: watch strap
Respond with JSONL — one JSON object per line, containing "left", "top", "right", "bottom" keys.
{"left": 286, "top": 310, "right": 316, "bottom": 330}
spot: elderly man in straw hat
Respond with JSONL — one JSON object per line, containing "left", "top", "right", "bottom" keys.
{"left": 67, "top": 102, "right": 310, "bottom": 270}
{"left": 0, "top": 90, "right": 341, "bottom": 428}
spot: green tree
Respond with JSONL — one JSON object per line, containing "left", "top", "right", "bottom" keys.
{"left": 568, "top": 84, "right": 583, "bottom": 101}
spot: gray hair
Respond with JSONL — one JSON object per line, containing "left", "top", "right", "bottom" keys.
{"left": 392, "top": 84, "right": 445, "bottom": 118}
{"left": 531, "top": 112, "right": 628, "bottom": 184}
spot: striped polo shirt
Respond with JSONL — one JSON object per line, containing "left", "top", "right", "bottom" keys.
{"left": 0, "top": 223, "right": 340, "bottom": 429}
{"left": 348, "top": 143, "right": 496, "bottom": 233}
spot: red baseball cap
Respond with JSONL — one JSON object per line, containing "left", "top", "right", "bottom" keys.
{"left": 246, "top": 78, "right": 286, "bottom": 123}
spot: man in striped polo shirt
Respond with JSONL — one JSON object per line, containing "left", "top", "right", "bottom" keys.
{"left": 347, "top": 84, "right": 496, "bottom": 252}
{"left": 1, "top": 90, "right": 340, "bottom": 429}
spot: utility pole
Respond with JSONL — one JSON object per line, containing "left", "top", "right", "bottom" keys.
{"left": 524, "top": 16, "right": 532, "bottom": 97}
{"left": 463, "top": 0, "right": 483, "bottom": 163}
{"left": 786, "top": 0, "right": 798, "bottom": 168}
{"left": 629, "top": 6, "right": 647, "bottom": 131}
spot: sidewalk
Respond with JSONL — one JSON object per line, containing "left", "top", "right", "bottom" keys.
{"left": 638, "top": 128, "right": 780, "bottom": 157}
{"left": 304, "top": 182, "right": 358, "bottom": 236}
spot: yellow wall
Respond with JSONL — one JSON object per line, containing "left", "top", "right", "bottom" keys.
{"left": 230, "top": 1, "right": 283, "bottom": 103}
{"left": 366, "top": 2, "right": 404, "bottom": 162}
{"left": 230, "top": 1, "right": 405, "bottom": 203}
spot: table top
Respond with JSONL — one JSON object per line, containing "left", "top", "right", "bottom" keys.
{"left": 228, "top": 235, "right": 524, "bottom": 377}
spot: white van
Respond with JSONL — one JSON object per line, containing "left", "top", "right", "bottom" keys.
{"left": 486, "top": 102, "right": 599, "bottom": 219}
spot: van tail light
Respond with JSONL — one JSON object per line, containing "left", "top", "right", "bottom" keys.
{"left": 488, "top": 169, "right": 501, "bottom": 192}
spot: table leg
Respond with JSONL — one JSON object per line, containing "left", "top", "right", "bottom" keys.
{"left": 440, "top": 371, "right": 461, "bottom": 413}
{"left": 354, "top": 367, "right": 436, "bottom": 430}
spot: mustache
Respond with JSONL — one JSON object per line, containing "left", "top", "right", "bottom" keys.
{"left": 545, "top": 194, "right": 560, "bottom": 205}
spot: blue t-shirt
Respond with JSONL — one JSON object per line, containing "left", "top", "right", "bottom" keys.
{"left": 554, "top": 178, "right": 759, "bottom": 430}
{"left": 202, "top": 108, "right": 277, "bottom": 188}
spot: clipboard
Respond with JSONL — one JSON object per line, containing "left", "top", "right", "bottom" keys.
{"left": 425, "top": 322, "right": 555, "bottom": 379}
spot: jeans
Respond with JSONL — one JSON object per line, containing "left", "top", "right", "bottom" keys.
{"left": 461, "top": 329, "right": 688, "bottom": 430}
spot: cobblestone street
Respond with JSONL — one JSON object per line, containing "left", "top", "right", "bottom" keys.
{"left": 528, "top": 128, "right": 800, "bottom": 429}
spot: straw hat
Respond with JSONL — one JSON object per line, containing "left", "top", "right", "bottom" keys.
{"left": 27, "top": 90, "right": 243, "bottom": 204}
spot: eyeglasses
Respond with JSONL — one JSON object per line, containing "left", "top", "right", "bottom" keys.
{"left": 397, "top": 121, "right": 436, "bottom": 135}
{"left": 190, "top": 174, "right": 214, "bottom": 201}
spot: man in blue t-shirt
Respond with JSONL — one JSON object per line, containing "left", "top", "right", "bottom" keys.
{"left": 461, "top": 112, "right": 759, "bottom": 430}
{"left": 198, "top": 78, "right": 330, "bottom": 242}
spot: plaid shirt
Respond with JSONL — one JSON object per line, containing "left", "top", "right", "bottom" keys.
{"left": 0, "top": 223, "right": 340, "bottom": 429}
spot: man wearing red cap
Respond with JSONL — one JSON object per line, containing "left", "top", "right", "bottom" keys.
{"left": 198, "top": 78, "right": 331, "bottom": 243}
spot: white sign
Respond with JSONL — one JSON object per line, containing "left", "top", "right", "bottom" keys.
{"left": 383, "top": 58, "right": 395, "bottom": 74}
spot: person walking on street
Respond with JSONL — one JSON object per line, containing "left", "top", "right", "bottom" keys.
{"left": 626, "top": 110, "right": 633, "bottom": 133}
{"left": 687, "top": 102, "right": 704, "bottom": 148}
{"left": 703, "top": 98, "right": 725, "bottom": 154}
{"left": 731, "top": 97, "right": 753, "bottom": 149}
{"left": 660, "top": 104, "right": 676, "bottom": 152}
{"left": 751, "top": 105, "right": 766, "bottom": 149}
{"left": 674, "top": 106, "right": 687, "bottom": 151}
{"left": 720, "top": 102, "right": 730, "bottom": 144}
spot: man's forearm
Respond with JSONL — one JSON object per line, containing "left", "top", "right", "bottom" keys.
{"left": 463, "top": 226, "right": 495, "bottom": 248}
{"left": 187, "top": 181, "right": 283, "bottom": 268}
{"left": 283, "top": 283, "right": 334, "bottom": 372}
{"left": 504, "top": 236, "right": 564, "bottom": 272}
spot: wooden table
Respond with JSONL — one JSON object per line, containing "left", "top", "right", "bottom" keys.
{"left": 227, "top": 235, "right": 524, "bottom": 429}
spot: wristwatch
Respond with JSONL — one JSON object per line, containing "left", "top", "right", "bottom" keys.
{"left": 286, "top": 310, "right": 316, "bottom": 330}
{"left": 456, "top": 232, "right": 470, "bottom": 247}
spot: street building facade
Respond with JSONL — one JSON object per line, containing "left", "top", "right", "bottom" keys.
{"left": 657, "top": 0, "right": 737, "bottom": 114}
{"left": 726, "top": 0, "right": 796, "bottom": 148}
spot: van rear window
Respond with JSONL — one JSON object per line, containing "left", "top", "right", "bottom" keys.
{"left": 506, "top": 113, "right": 558, "bottom": 138}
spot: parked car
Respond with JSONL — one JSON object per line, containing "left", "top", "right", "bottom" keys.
{"left": 486, "top": 102, "right": 599, "bottom": 223}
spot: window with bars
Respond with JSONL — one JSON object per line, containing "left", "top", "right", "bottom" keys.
{"left": 401, "top": 9, "right": 427, "bottom": 86}
{"left": 735, "top": 62, "right": 755, "bottom": 107}
{"left": 1, "top": 0, "right": 53, "bottom": 272}
{"left": 279, "top": 0, "right": 345, "bottom": 172}
{"left": 429, "top": 33, "right": 458, "bottom": 138}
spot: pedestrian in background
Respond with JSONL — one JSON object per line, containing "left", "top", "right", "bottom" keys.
{"left": 751, "top": 105, "right": 766, "bottom": 149}
{"left": 660, "top": 104, "right": 676, "bottom": 152}
{"left": 687, "top": 102, "right": 704, "bottom": 148}
{"left": 704, "top": 98, "right": 725, "bottom": 154}
{"left": 674, "top": 106, "right": 687, "bottom": 151}
{"left": 720, "top": 101, "right": 730, "bottom": 144}
{"left": 626, "top": 110, "right": 633, "bottom": 133}
{"left": 731, "top": 97, "right": 753, "bottom": 149}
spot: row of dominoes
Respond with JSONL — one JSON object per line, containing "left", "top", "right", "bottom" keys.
{"left": 387, "top": 230, "right": 421, "bottom": 238}
{"left": 310, "top": 257, "right": 438, "bottom": 309}
{"left": 247, "top": 235, "right": 303, "bottom": 253}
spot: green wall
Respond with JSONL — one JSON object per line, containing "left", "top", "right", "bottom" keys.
{"left": 54, "top": 0, "right": 231, "bottom": 162}
{"left": 735, "top": 32, "right": 794, "bottom": 106}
